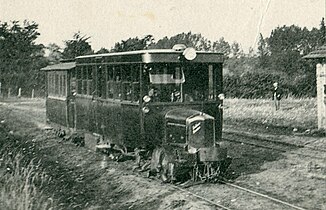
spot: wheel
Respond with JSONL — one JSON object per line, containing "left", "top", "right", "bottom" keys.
{"left": 150, "top": 148, "right": 175, "bottom": 183}
{"left": 160, "top": 153, "right": 176, "bottom": 183}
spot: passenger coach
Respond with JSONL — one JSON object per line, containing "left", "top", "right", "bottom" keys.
{"left": 42, "top": 45, "right": 229, "bottom": 182}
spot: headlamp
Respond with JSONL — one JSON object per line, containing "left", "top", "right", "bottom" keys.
{"left": 218, "top": 93, "right": 225, "bottom": 100}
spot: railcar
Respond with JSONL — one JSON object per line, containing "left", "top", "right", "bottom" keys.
{"left": 41, "top": 45, "right": 230, "bottom": 182}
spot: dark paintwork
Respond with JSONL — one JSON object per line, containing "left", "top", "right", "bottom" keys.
{"left": 44, "top": 49, "right": 224, "bottom": 152}
{"left": 46, "top": 98, "right": 68, "bottom": 126}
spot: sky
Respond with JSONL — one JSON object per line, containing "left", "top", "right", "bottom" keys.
{"left": 0, "top": 0, "right": 325, "bottom": 53}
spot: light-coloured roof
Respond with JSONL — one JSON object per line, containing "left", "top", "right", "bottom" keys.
{"left": 303, "top": 45, "right": 326, "bottom": 59}
{"left": 76, "top": 49, "right": 223, "bottom": 59}
{"left": 41, "top": 62, "right": 76, "bottom": 71}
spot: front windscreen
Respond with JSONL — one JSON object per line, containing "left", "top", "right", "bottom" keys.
{"left": 144, "top": 63, "right": 221, "bottom": 103}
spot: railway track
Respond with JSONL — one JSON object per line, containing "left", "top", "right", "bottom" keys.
{"left": 223, "top": 132, "right": 326, "bottom": 160}
{"left": 170, "top": 184, "right": 232, "bottom": 210}
{"left": 169, "top": 180, "right": 307, "bottom": 210}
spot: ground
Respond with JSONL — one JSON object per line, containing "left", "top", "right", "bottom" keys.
{"left": 0, "top": 98, "right": 325, "bottom": 210}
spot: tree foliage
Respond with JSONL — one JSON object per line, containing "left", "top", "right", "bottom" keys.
{"left": 46, "top": 43, "right": 62, "bottom": 64}
{"left": 111, "top": 32, "right": 232, "bottom": 57}
{"left": 152, "top": 32, "right": 211, "bottom": 51}
{"left": 1, "top": 18, "right": 323, "bottom": 99}
{"left": 111, "top": 35, "right": 154, "bottom": 52}
{"left": 95, "top": 47, "right": 110, "bottom": 54}
{"left": 0, "top": 20, "right": 47, "bottom": 96}
{"left": 211, "top": 37, "right": 231, "bottom": 56}
{"left": 62, "top": 32, "right": 93, "bottom": 59}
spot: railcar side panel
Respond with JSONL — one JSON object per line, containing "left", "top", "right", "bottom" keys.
{"left": 96, "top": 100, "right": 123, "bottom": 144}
{"left": 121, "top": 103, "right": 142, "bottom": 148}
{"left": 46, "top": 98, "right": 68, "bottom": 126}
{"left": 75, "top": 97, "right": 91, "bottom": 130}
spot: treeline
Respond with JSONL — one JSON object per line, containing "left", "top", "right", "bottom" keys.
{"left": 0, "top": 19, "right": 324, "bottom": 98}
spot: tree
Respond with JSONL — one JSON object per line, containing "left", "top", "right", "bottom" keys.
{"left": 0, "top": 20, "right": 47, "bottom": 96}
{"left": 111, "top": 35, "right": 154, "bottom": 52}
{"left": 230, "top": 41, "right": 243, "bottom": 58}
{"left": 62, "top": 32, "right": 93, "bottom": 59}
{"left": 211, "top": 37, "right": 231, "bottom": 56}
{"left": 257, "top": 33, "right": 269, "bottom": 68}
{"left": 46, "top": 43, "right": 62, "bottom": 64}
{"left": 153, "top": 32, "right": 211, "bottom": 51}
{"left": 96, "top": 47, "right": 110, "bottom": 54}
{"left": 320, "top": 17, "right": 325, "bottom": 45}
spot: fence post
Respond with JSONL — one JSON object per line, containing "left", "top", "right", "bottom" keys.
{"left": 18, "top": 88, "right": 21, "bottom": 98}
{"left": 8, "top": 88, "right": 11, "bottom": 98}
{"left": 32, "top": 89, "right": 34, "bottom": 99}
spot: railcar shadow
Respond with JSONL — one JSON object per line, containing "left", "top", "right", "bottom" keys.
{"left": 223, "top": 142, "right": 288, "bottom": 181}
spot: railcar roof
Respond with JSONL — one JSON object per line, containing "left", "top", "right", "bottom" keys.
{"left": 303, "top": 45, "right": 326, "bottom": 59}
{"left": 40, "top": 62, "right": 76, "bottom": 71}
{"left": 76, "top": 49, "right": 223, "bottom": 59}
{"left": 76, "top": 49, "right": 224, "bottom": 64}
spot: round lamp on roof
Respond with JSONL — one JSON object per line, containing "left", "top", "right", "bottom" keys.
{"left": 183, "top": 47, "right": 197, "bottom": 60}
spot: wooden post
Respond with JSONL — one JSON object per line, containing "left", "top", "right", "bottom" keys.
{"left": 8, "top": 88, "right": 11, "bottom": 98}
{"left": 31, "top": 89, "right": 35, "bottom": 99}
{"left": 17, "top": 88, "right": 21, "bottom": 98}
{"left": 316, "top": 63, "right": 326, "bottom": 130}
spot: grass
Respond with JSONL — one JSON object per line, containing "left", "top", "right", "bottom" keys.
{"left": 224, "top": 98, "right": 317, "bottom": 132}
{"left": 0, "top": 152, "right": 55, "bottom": 210}
{"left": 0, "top": 99, "right": 56, "bottom": 210}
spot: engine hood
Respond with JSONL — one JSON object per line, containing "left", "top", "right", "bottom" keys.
{"left": 165, "top": 108, "right": 215, "bottom": 148}
{"left": 165, "top": 108, "right": 214, "bottom": 124}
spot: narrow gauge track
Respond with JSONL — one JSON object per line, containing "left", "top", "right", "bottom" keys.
{"left": 224, "top": 131, "right": 326, "bottom": 153}
{"left": 222, "top": 133, "right": 326, "bottom": 160}
{"left": 168, "top": 181, "right": 307, "bottom": 210}
{"left": 169, "top": 184, "right": 232, "bottom": 210}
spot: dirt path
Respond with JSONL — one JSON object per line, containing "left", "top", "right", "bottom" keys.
{"left": 1, "top": 99, "right": 325, "bottom": 210}
{"left": 0, "top": 99, "right": 218, "bottom": 209}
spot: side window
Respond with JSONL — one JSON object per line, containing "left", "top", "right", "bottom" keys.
{"left": 86, "top": 66, "right": 93, "bottom": 95}
{"left": 47, "top": 71, "right": 67, "bottom": 98}
{"left": 55, "top": 74, "right": 59, "bottom": 95}
{"left": 77, "top": 66, "right": 82, "bottom": 94}
{"left": 107, "top": 65, "right": 114, "bottom": 99}
{"left": 208, "top": 65, "right": 214, "bottom": 100}
{"left": 62, "top": 75, "right": 66, "bottom": 97}
{"left": 76, "top": 65, "right": 93, "bottom": 96}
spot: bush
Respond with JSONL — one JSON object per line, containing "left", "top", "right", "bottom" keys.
{"left": 224, "top": 72, "right": 316, "bottom": 99}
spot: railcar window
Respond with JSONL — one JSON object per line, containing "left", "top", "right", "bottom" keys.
{"left": 145, "top": 63, "right": 184, "bottom": 102}
{"left": 62, "top": 75, "right": 66, "bottom": 96}
{"left": 55, "top": 74, "right": 59, "bottom": 95}
{"left": 71, "top": 68, "right": 76, "bottom": 79}
{"left": 88, "top": 66, "right": 93, "bottom": 80}
{"left": 103, "top": 65, "right": 140, "bottom": 102}
{"left": 47, "top": 71, "right": 67, "bottom": 98}
{"left": 106, "top": 66, "right": 114, "bottom": 98}
{"left": 95, "top": 65, "right": 104, "bottom": 98}
{"left": 208, "top": 65, "right": 214, "bottom": 100}
{"left": 75, "top": 65, "right": 94, "bottom": 96}
{"left": 59, "top": 75, "right": 62, "bottom": 96}
{"left": 144, "top": 63, "right": 221, "bottom": 102}
{"left": 183, "top": 63, "right": 220, "bottom": 102}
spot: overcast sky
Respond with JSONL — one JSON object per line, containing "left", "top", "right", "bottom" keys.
{"left": 0, "top": 0, "right": 324, "bottom": 52}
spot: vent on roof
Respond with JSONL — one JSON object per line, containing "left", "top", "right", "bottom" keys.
{"left": 172, "top": 44, "right": 187, "bottom": 51}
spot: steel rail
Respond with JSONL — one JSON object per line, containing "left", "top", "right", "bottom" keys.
{"left": 219, "top": 180, "right": 307, "bottom": 210}
{"left": 222, "top": 137, "right": 326, "bottom": 160}
{"left": 224, "top": 131, "right": 326, "bottom": 153}
{"left": 170, "top": 184, "right": 232, "bottom": 210}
